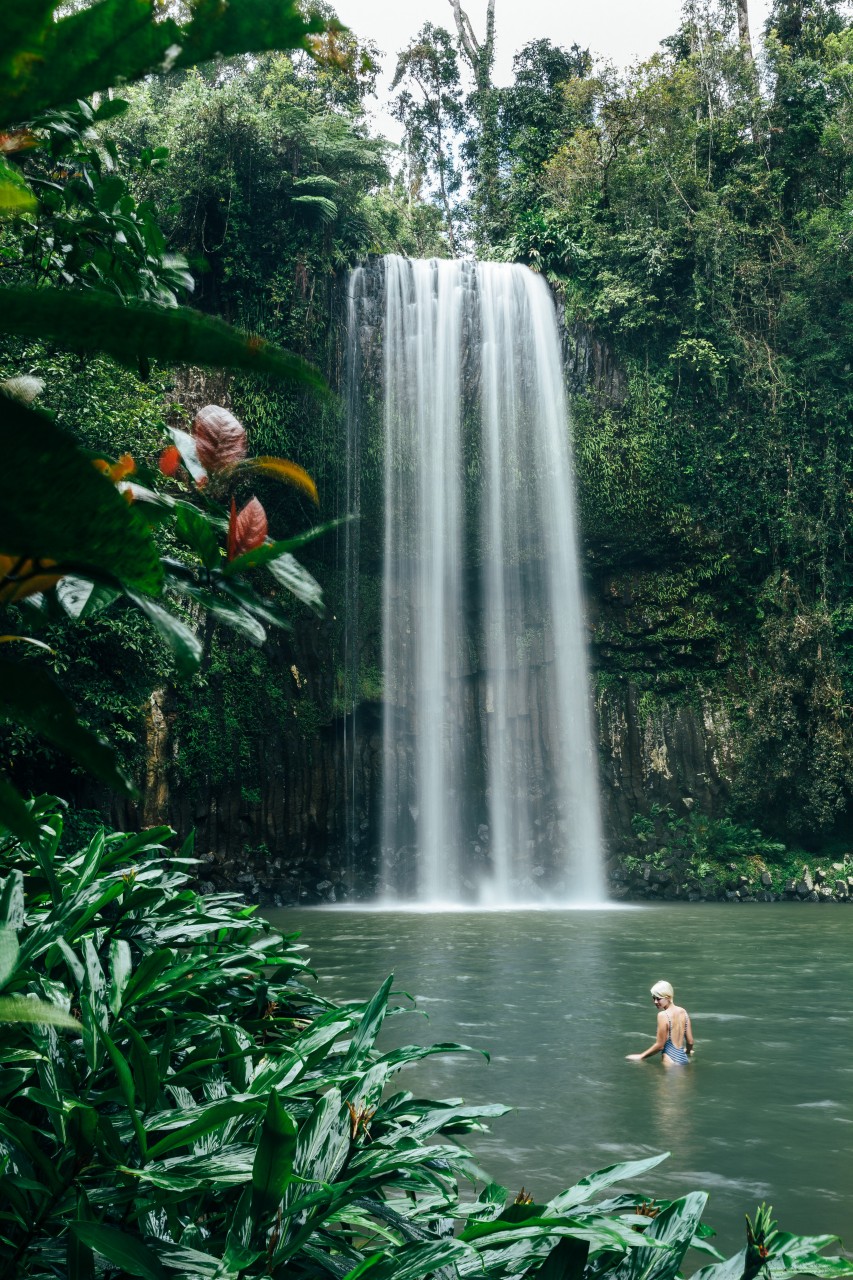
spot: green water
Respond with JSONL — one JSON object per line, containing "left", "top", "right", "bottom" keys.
{"left": 267, "top": 903, "right": 853, "bottom": 1254}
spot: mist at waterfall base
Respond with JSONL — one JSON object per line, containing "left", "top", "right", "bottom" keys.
{"left": 345, "top": 256, "right": 604, "bottom": 908}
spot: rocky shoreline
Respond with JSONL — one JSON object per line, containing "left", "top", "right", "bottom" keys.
{"left": 608, "top": 858, "right": 853, "bottom": 903}
{"left": 195, "top": 843, "right": 853, "bottom": 907}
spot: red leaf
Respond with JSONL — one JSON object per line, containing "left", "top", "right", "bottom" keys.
{"left": 228, "top": 497, "right": 268, "bottom": 561}
{"left": 192, "top": 404, "right": 247, "bottom": 473}
{"left": 159, "top": 444, "right": 181, "bottom": 476}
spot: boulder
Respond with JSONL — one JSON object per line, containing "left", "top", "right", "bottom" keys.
{"left": 783, "top": 879, "right": 797, "bottom": 894}
{"left": 796, "top": 880, "right": 811, "bottom": 898}
{"left": 815, "top": 867, "right": 827, "bottom": 884}
{"left": 760, "top": 871, "right": 773, "bottom": 887}
{"left": 834, "top": 879, "right": 848, "bottom": 899}
{"left": 801, "top": 867, "right": 814, "bottom": 892}
{"left": 818, "top": 884, "right": 834, "bottom": 901}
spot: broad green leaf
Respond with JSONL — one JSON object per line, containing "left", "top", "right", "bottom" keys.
{"left": 76, "top": 829, "right": 105, "bottom": 891}
{"left": 546, "top": 1153, "right": 671, "bottom": 1216}
{"left": 0, "top": 397, "right": 163, "bottom": 593}
{"left": 0, "top": 996, "right": 79, "bottom": 1028}
{"left": 0, "top": 777, "right": 39, "bottom": 842}
{"left": 99, "top": 1025, "right": 148, "bottom": 1155}
{"left": 296, "top": 1088, "right": 349, "bottom": 1189}
{"left": 56, "top": 576, "right": 96, "bottom": 619}
{"left": 70, "top": 1223, "right": 166, "bottom": 1280}
{"left": 617, "top": 1192, "right": 708, "bottom": 1280}
{"left": 82, "top": 938, "right": 109, "bottom": 1035}
{"left": 125, "top": 591, "right": 202, "bottom": 677}
{"left": 108, "top": 940, "right": 132, "bottom": 1015}
{"left": 175, "top": 504, "right": 221, "bottom": 570}
{"left": 0, "top": 868, "right": 24, "bottom": 929}
{"left": 252, "top": 1091, "right": 298, "bottom": 1220}
{"left": 343, "top": 976, "right": 393, "bottom": 1070}
{"left": 146, "top": 1097, "right": 264, "bottom": 1161}
{"left": 168, "top": 430, "right": 207, "bottom": 484}
{"left": 168, "top": 578, "right": 267, "bottom": 645}
{"left": 67, "top": 1192, "right": 95, "bottom": 1280}
{"left": 123, "top": 1020, "right": 160, "bottom": 1114}
{"left": 57, "top": 937, "right": 85, "bottom": 987}
{"left": 1, "top": 0, "right": 324, "bottom": 123}
{"left": 0, "top": 156, "right": 36, "bottom": 216}
{"left": 122, "top": 1146, "right": 256, "bottom": 1191}
{"left": 266, "top": 553, "right": 324, "bottom": 614}
{"left": 0, "top": 288, "right": 327, "bottom": 392}
{"left": 343, "top": 1239, "right": 475, "bottom": 1280}
{"left": 0, "top": 927, "right": 19, "bottom": 989}
{"left": 223, "top": 517, "right": 348, "bottom": 576}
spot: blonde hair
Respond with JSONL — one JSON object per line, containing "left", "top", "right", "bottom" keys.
{"left": 650, "top": 980, "right": 674, "bottom": 1000}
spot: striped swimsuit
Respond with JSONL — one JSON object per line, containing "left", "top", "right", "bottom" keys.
{"left": 663, "top": 1012, "right": 690, "bottom": 1065}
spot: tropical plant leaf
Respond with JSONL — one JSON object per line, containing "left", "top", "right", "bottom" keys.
{"left": 266, "top": 553, "right": 324, "bottom": 614}
{"left": 0, "top": 926, "right": 19, "bottom": 989}
{"left": 0, "top": 0, "right": 325, "bottom": 124}
{"left": 0, "top": 660, "right": 135, "bottom": 796}
{"left": 546, "top": 1153, "right": 671, "bottom": 1216}
{"left": 0, "top": 397, "right": 163, "bottom": 593}
{"left": 125, "top": 591, "right": 203, "bottom": 677}
{"left": 167, "top": 579, "right": 267, "bottom": 645}
{"left": 0, "top": 659, "right": 135, "bottom": 796}
{"left": 0, "top": 288, "right": 327, "bottom": 391}
{"left": 343, "top": 976, "right": 393, "bottom": 1070}
{"left": 239, "top": 457, "right": 319, "bottom": 504}
{"left": 0, "top": 995, "right": 80, "bottom": 1027}
{"left": 70, "top": 1223, "right": 166, "bottom": 1280}
{"left": 174, "top": 504, "right": 222, "bottom": 570}
{"left": 292, "top": 194, "right": 339, "bottom": 222}
{"left": 0, "top": 156, "right": 36, "bottom": 216}
{"left": 252, "top": 1091, "right": 298, "bottom": 1221}
{"left": 0, "top": 774, "right": 40, "bottom": 842}
{"left": 223, "top": 517, "right": 349, "bottom": 576}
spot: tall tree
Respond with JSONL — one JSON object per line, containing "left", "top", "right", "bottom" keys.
{"left": 391, "top": 24, "right": 465, "bottom": 253}
{"left": 447, "top": 0, "right": 500, "bottom": 243}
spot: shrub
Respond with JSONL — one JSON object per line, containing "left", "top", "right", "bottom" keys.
{"left": 0, "top": 799, "right": 851, "bottom": 1279}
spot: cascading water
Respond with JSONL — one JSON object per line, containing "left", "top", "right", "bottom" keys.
{"left": 350, "top": 254, "right": 604, "bottom": 906}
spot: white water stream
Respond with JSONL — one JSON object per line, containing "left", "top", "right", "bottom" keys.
{"left": 363, "top": 255, "right": 603, "bottom": 905}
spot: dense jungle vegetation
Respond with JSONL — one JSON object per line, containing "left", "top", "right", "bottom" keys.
{"left": 3, "top": 1, "right": 853, "bottom": 1275}
{"left": 6, "top": 0, "right": 853, "bottom": 868}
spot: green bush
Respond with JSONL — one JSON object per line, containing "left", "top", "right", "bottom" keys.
{"left": 1, "top": 798, "right": 852, "bottom": 1279}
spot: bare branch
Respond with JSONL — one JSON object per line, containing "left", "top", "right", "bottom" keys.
{"left": 448, "top": 0, "right": 480, "bottom": 69}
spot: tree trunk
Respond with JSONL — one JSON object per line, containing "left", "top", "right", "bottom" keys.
{"left": 737, "top": 0, "right": 753, "bottom": 59}
{"left": 143, "top": 686, "right": 171, "bottom": 826}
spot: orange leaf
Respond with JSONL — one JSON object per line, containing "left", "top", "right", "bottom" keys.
{"left": 246, "top": 456, "right": 319, "bottom": 505}
{"left": 193, "top": 404, "right": 247, "bottom": 473}
{"left": 92, "top": 454, "right": 136, "bottom": 483}
{"left": 228, "top": 497, "right": 268, "bottom": 560}
{"left": 159, "top": 444, "right": 181, "bottom": 476}
{"left": 0, "top": 555, "right": 61, "bottom": 603}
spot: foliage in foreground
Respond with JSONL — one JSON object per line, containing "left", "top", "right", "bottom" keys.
{"left": 0, "top": 0, "right": 340, "bottom": 836}
{"left": 1, "top": 800, "right": 852, "bottom": 1279}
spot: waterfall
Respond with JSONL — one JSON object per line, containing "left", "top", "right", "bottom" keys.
{"left": 351, "top": 254, "right": 604, "bottom": 905}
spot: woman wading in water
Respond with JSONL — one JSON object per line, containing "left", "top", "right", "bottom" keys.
{"left": 627, "top": 980, "right": 694, "bottom": 1065}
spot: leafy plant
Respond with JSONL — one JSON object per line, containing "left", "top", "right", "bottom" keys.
{"left": 2, "top": 796, "right": 852, "bottom": 1280}
{"left": 0, "top": 0, "right": 340, "bottom": 836}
